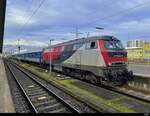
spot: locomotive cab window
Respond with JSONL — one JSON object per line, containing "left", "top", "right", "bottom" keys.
{"left": 104, "top": 40, "right": 124, "bottom": 50}
{"left": 91, "top": 42, "right": 96, "bottom": 49}
{"left": 85, "top": 41, "right": 97, "bottom": 49}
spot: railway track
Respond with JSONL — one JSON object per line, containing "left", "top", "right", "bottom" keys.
{"left": 9, "top": 60, "right": 150, "bottom": 112}
{"left": 45, "top": 66, "right": 150, "bottom": 104}
{"left": 42, "top": 65, "right": 150, "bottom": 104}
{"left": 101, "top": 84, "right": 150, "bottom": 103}
{"left": 52, "top": 67, "right": 150, "bottom": 103}
{"left": 5, "top": 61, "right": 83, "bottom": 113}
{"left": 14, "top": 60, "right": 150, "bottom": 103}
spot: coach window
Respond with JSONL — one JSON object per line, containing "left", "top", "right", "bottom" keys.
{"left": 61, "top": 46, "right": 65, "bottom": 51}
{"left": 66, "top": 45, "right": 73, "bottom": 51}
{"left": 50, "top": 48, "right": 54, "bottom": 52}
{"left": 85, "top": 42, "right": 90, "bottom": 49}
{"left": 73, "top": 44, "right": 81, "bottom": 50}
{"left": 73, "top": 44, "right": 77, "bottom": 50}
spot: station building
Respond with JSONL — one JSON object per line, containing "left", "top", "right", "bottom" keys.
{"left": 143, "top": 42, "right": 150, "bottom": 58}
{"left": 126, "top": 40, "right": 150, "bottom": 59}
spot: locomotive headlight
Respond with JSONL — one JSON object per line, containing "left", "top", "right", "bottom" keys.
{"left": 108, "top": 62, "right": 112, "bottom": 66}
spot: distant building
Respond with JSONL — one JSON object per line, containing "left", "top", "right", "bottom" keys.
{"left": 127, "top": 40, "right": 145, "bottom": 48}
{"left": 126, "top": 40, "right": 150, "bottom": 59}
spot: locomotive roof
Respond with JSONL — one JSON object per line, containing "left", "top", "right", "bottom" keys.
{"left": 45, "top": 35, "right": 119, "bottom": 49}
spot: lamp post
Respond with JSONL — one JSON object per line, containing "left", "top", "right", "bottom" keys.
{"left": 96, "top": 27, "right": 104, "bottom": 35}
{"left": 49, "top": 39, "right": 54, "bottom": 73}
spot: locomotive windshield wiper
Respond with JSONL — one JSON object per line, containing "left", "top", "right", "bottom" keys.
{"left": 105, "top": 40, "right": 124, "bottom": 50}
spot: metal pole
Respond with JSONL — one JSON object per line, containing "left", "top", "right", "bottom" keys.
{"left": 148, "top": 56, "right": 150, "bottom": 65}
{"left": 76, "top": 27, "right": 78, "bottom": 39}
{"left": 70, "top": 27, "right": 83, "bottom": 39}
{"left": 86, "top": 32, "right": 90, "bottom": 38}
{"left": 96, "top": 27, "right": 104, "bottom": 36}
{"left": 49, "top": 39, "right": 54, "bottom": 73}
{"left": 50, "top": 40, "right": 52, "bottom": 73}
{"left": 18, "top": 39, "right": 21, "bottom": 63}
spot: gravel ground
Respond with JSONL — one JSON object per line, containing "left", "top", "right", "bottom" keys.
{"left": 19, "top": 65, "right": 97, "bottom": 113}
{"left": 4, "top": 62, "right": 32, "bottom": 113}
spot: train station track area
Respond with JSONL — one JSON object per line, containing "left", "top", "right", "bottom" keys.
{"left": 10, "top": 60, "right": 150, "bottom": 113}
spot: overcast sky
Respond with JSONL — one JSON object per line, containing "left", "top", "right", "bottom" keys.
{"left": 3, "top": 0, "right": 150, "bottom": 47}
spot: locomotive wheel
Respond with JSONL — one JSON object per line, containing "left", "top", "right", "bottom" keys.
{"left": 80, "top": 73, "right": 85, "bottom": 80}
{"left": 99, "top": 77, "right": 105, "bottom": 85}
{"left": 85, "top": 73, "right": 98, "bottom": 84}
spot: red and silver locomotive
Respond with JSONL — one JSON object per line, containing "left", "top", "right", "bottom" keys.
{"left": 43, "top": 36, "right": 133, "bottom": 85}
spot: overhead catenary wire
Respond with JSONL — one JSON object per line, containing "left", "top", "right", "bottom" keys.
{"left": 23, "top": 0, "right": 46, "bottom": 26}
{"left": 20, "top": 0, "right": 34, "bottom": 21}
{"left": 17, "top": 0, "right": 46, "bottom": 38}
{"left": 16, "top": 0, "right": 150, "bottom": 41}
{"left": 86, "top": 0, "right": 150, "bottom": 26}
{"left": 16, "top": 0, "right": 34, "bottom": 36}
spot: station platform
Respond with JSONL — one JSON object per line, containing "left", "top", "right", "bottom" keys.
{"left": 128, "top": 64, "right": 150, "bottom": 78}
{"left": 0, "top": 57, "right": 15, "bottom": 112}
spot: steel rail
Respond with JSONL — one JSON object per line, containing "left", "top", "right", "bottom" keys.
{"left": 6, "top": 62, "right": 38, "bottom": 113}
{"left": 8, "top": 61, "right": 81, "bottom": 113}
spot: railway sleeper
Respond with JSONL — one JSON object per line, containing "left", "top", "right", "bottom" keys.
{"left": 37, "top": 102, "right": 63, "bottom": 112}
{"left": 49, "top": 107, "right": 70, "bottom": 113}
{"left": 26, "top": 88, "right": 45, "bottom": 92}
{"left": 33, "top": 98, "right": 56, "bottom": 106}
{"left": 29, "top": 94, "right": 50, "bottom": 100}
{"left": 35, "top": 99, "right": 57, "bottom": 108}
{"left": 25, "top": 89, "right": 46, "bottom": 94}
{"left": 28, "top": 93, "right": 49, "bottom": 98}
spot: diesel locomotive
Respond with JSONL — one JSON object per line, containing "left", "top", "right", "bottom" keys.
{"left": 12, "top": 36, "right": 133, "bottom": 85}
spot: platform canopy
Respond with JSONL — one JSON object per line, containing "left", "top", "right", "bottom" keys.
{"left": 0, "top": 0, "right": 7, "bottom": 53}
